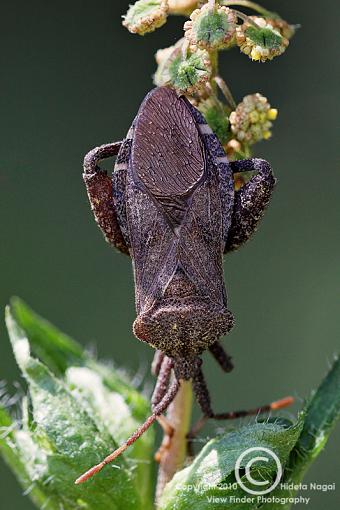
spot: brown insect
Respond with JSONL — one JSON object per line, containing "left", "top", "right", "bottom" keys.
{"left": 76, "top": 87, "right": 292, "bottom": 484}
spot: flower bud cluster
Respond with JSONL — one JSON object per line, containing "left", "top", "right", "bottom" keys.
{"left": 229, "top": 93, "right": 278, "bottom": 144}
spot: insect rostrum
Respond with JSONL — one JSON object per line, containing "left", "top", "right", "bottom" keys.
{"left": 78, "top": 86, "right": 278, "bottom": 483}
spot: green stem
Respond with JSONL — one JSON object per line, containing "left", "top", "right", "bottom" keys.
{"left": 232, "top": 9, "right": 260, "bottom": 27}
{"left": 209, "top": 49, "right": 219, "bottom": 93}
{"left": 214, "top": 75, "right": 236, "bottom": 109}
{"left": 221, "top": 0, "right": 272, "bottom": 16}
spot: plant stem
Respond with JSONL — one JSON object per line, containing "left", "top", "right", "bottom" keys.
{"left": 232, "top": 9, "right": 260, "bottom": 26}
{"left": 214, "top": 75, "right": 236, "bottom": 109}
{"left": 208, "top": 0, "right": 216, "bottom": 12}
{"left": 155, "top": 380, "right": 193, "bottom": 504}
{"left": 222, "top": 0, "right": 271, "bottom": 17}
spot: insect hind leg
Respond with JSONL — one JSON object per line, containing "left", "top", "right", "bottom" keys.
{"left": 209, "top": 341, "right": 234, "bottom": 373}
{"left": 188, "top": 364, "right": 294, "bottom": 456}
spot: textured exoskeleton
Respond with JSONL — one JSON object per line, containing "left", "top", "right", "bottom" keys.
{"left": 78, "top": 86, "right": 277, "bottom": 483}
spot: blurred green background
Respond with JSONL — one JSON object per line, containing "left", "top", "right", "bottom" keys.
{"left": 0, "top": 1, "right": 339, "bottom": 508}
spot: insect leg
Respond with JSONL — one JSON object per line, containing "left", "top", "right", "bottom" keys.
{"left": 224, "top": 158, "right": 276, "bottom": 253}
{"left": 212, "top": 395, "right": 293, "bottom": 420}
{"left": 192, "top": 367, "right": 214, "bottom": 418}
{"left": 83, "top": 142, "right": 129, "bottom": 255}
{"left": 151, "top": 350, "right": 165, "bottom": 376}
{"left": 186, "top": 367, "right": 213, "bottom": 456}
{"left": 209, "top": 341, "right": 234, "bottom": 373}
{"left": 75, "top": 378, "right": 180, "bottom": 485}
{"left": 188, "top": 366, "right": 293, "bottom": 455}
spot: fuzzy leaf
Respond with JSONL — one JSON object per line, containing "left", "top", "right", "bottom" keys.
{"left": 10, "top": 298, "right": 148, "bottom": 420}
{"left": 1, "top": 301, "right": 155, "bottom": 510}
{"left": 286, "top": 356, "right": 340, "bottom": 484}
{"left": 159, "top": 418, "right": 303, "bottom": 510}
{"left": 9, "top": 298, "right": 155, "bottom": 502}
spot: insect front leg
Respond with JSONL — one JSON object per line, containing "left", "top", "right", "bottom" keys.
{"left": 83, "top": 141, "right": 129, "bottom": 255}
{"left": 224, "top": 158, "right": 276, "bottom": 253}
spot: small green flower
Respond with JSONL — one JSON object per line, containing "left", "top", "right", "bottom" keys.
{"left": 123, "top": 0, "right": 169, "bottom": 35}
{"left": 154, "top": 42, "right": 211, "bottom": 95}
{"left": 184, "top": 4, "right": 237, "bottom": 50}
{"left": 236, "top": 16, "right": 289, "bottom": 62}
{"left": 229, "top": 93, "right": 278, "bottom": 144}
{"left": 169, "top": 50, "right": 211, "bottom": 94}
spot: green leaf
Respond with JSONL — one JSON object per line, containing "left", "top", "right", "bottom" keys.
{"left": 10, "top": 298, "right": 155, "bottom": 503}
{"left": 0, "top": 404, "right": 50, "bottom": 509}
{"left": 10, "top": 298, "right": 148, "bottom": 421}
{"left": 159, "top": 418, "right": 303, "bottom": 510}
{"left": 2, "top": 301, "right": 155, "bottom": 510}
{"left": 287, "top": 356, "right": 340, "bottom": 483}
{"left": 159, "top": 358, "right": 340, "bottom": 510}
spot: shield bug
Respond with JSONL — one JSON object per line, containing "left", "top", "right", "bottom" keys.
{"left": 76, "top": 87, "right": 292, "bottom": 484}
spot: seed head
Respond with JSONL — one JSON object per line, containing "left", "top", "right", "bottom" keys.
{"left": 236, "top": 16, "right": 289, "bottom": 62}
{"left": 184, "top": 4, "right": 237, "bottom": 50}
{"left": 154, "top": 42, "right": 211, "bottom": 94}
{"left": 229, "top": 93, "right": 278, "bottom": 145}
{"left": 123, "top": 0, "right": 169, "bottom": 35}
{"left": 154, "top": 41, "right": 181, "bottom": 86}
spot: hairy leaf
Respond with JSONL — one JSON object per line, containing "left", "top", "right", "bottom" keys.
{"left": 159, "top": 418, "right": 303, "bottom": 509}
{"left": 1, "top": 301, "right": 155, "bottom": 510}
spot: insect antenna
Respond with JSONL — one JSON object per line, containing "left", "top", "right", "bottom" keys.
{"left": 74, "top": 378, "right": 180, "bottom": 485}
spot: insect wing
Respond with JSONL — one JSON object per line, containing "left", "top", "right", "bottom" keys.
{"left": 179, "top": 168, "right": 227, "bottom": 308}
{"left": 126, "top": 87, "right": 207, "bottom": 314}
